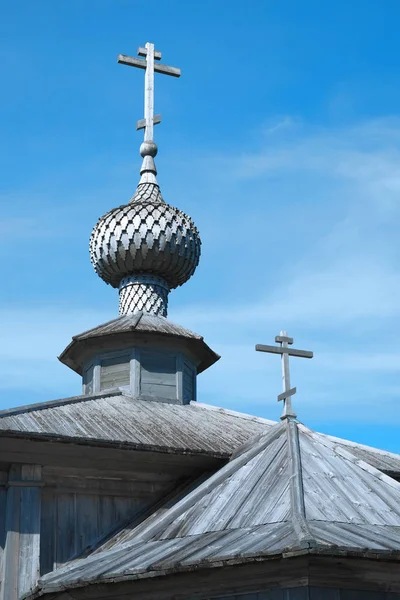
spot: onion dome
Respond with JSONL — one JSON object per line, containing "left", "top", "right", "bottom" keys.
{"left": 90, "top": 140, "right": 201, "bottom": 317}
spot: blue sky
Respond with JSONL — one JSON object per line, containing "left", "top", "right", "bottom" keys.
{"left": 1, "top": 0, "right": 400, "bottom": 452}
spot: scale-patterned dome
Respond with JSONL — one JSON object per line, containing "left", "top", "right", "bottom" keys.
{"left": 90, "top": 184, "right": 201, "bottom": 290}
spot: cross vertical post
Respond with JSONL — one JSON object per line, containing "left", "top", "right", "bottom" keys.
{"left": 255, "top": 331, "right": 313, "bottom": 420}
{"left": 279, "top": 331, "right": 295, "bottom": 418}
{"left": 117, "top": 42, "right": 181, "bottom": 144}
{"left": 144, "top": 42, "right": 155, "bottom": 142}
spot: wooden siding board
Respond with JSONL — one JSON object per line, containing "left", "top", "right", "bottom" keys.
{"left": 40, "top": 490, "right": 56, "bottom": 575}
{"left": 40, "top": 466, "right": 179, "bottom": 571}
{"left": 76, "top": 495, "right": 100, "bottom": 555}
{"left": 141, "top": 352, "right": 177, "bottom": 400}
{"left": 1, "top": 465, "right": 41, "bottom": 600}
{"left": 100, "top": 356, "right": 130, "bottom": 391}
{"left": 83, "top": 365, "right": 94, "bottom": 395}
{"left": 1, "top": 484, "right": 20, "bottom": 600}
{"left": 18, "top": 470, "right": 42, "bottom": 596}
{"left": 56, "top": 494, "right": 77, "bottom": 567}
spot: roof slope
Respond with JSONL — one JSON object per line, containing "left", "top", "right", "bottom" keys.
{"left": 70, "top": 312, "right": 203, "bottom": 341}
{"left": 0, "top": 393, "right": 273, "bottom": 456}
{"left": 0, "top": 393, "right": 399, "bottom": 475}
{"left": 58, "top": 312, "right": 220, "bottom": 374}
{"left": 31, "top": 419, "right": 400, "bottom": 597}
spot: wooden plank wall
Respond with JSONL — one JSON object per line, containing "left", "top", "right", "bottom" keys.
{"left": 40, "top": 466, "right": 178, "bottom": 574}
{"left": 0, "top": 465, "right": 42, "bottom": 600}
{"left": 100, "top": 355, "right": 130, "bottom": 391}
{"left": 141, "top": 351, "right": 177, "bottom": 399}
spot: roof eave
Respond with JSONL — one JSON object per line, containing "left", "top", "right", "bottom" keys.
{"left": 58, "top": 329, "right": 220, "bottom": 375}
{"left": 27, "top": 546, "right": 400, "bottom": 599}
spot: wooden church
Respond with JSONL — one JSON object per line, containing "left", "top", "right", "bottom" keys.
{"left": 1, "top": 43, "right": 400, "bottom": 600}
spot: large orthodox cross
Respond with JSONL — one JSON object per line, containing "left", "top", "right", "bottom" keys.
{"left": 118, "top": 43, "right": 181, "bottom": 143}
{"left": 256, "top": 331, "right": 313, "bottom": 420}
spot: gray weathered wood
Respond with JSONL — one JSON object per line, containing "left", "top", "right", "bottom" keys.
{"left": 136, "top": 114, "right": 161, "bottom": 130}
{"left": 42, "top": 558, "right": 400, "bottom": 599}
{"left": 38, "top": 464, "right": 185, "bottom": 575}
{"left": 255, "top": 344, "right": 313, "bottom": 359}
{"left": 18, "top": 465, "right": 42, "bottom": 597}
{"left": 83, "top": 364, "right": 94, "bottom": 395}
{"left": 143, "top": 42, "right": 155, "bottom": 142}
{"left": 117, "top": 54, "right": 181, "bottom": 77}
{"left": 256, "top": 331, "right": 313, "bottom": 419}
{"left": 118, "top": 42, "right": 181, "bottom": 154}
{"left": 0, "top": 467, "right": 20, "bottom": 600}
{"left": 138, "top": 46, "right": 162, "bottom": 60}
{"left": 40, "top": 490, "right": 56, "bottom": 575}
{"left": 183, "top": 360, "right": 195, "bottom": 403}
{"left": 277, "top": 387, "right": 296, "bottom": 402}
{"left": 140, "top": 351, "right": 177, "bottom": 399}
{"left": 56, "top": 493, "right": 76, "bottom": 567}
{"left": 0, "top": 435, "right": 223, "bottom": 474}
{"left": 100, "top": 355, "right": 130, "bottom": 391}
{"left": 275, "top": 335, "right": 294, "bottom": 344}
{"left": 131, "top": 348, "right": 141, "bottom": 396}
{"left": 1, "top": 464, "right": 42, "bottom": 600}
{"left": 176, "top": 353, "right": 183, "bottom": 403}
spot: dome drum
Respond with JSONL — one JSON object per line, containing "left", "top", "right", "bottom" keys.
{"left": 119, "top": 274, "right": 169, "bottom": 316}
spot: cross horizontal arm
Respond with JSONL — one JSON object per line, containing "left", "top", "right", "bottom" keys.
{"left": 255, "top": 344, "right": 313, "bottom": 359}
{"left": 117, "top": 54, "right": 181, "bottom": 77}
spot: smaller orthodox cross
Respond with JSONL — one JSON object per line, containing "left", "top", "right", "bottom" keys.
{"left": 118, "top": 43, "right": 181, "bottom": 143}
{"left": 256, "top": 331, "right": 313, "bottom": 420}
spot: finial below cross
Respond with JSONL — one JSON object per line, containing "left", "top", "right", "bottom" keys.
{"left": 256, "top": 331, "right": 313, "bottom": 420}
{"left": 118, "top": 43, "right": 181, "bottom": 143}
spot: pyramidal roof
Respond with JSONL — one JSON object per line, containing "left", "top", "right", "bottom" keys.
{"left": 31, "top": 418, "right": 400, "bottom": 597}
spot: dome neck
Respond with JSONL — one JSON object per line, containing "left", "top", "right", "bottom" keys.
{"left": 119, "top": 274, "right": 170, "bottom": 316}
{"left": 138, "top": 140, "right": 159, "bottom": 186}
{"left": 129, "top": 140, "right": 164, "bottom": 204}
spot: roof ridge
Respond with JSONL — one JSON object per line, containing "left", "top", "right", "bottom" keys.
{"left": 0, "top": 390, "right": 124, "bottom": 418}
{"left": 286, "top": 420, "right": 316, "bottom": 549}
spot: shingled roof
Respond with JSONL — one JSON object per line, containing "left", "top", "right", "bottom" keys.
{"left": 0, "top": 393, "right": 399, "bottom": 473}
{"left": 29, "top": 418, "right": 400, "bottom": 597}
{"left": 58, "top": 312, "right": 220, "bottom": 374}
{"left": 0, "top": 394, "right": 399, "bottom": 475}
{"left": 0, "top": 393, "right": 273, "bottom": 457}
